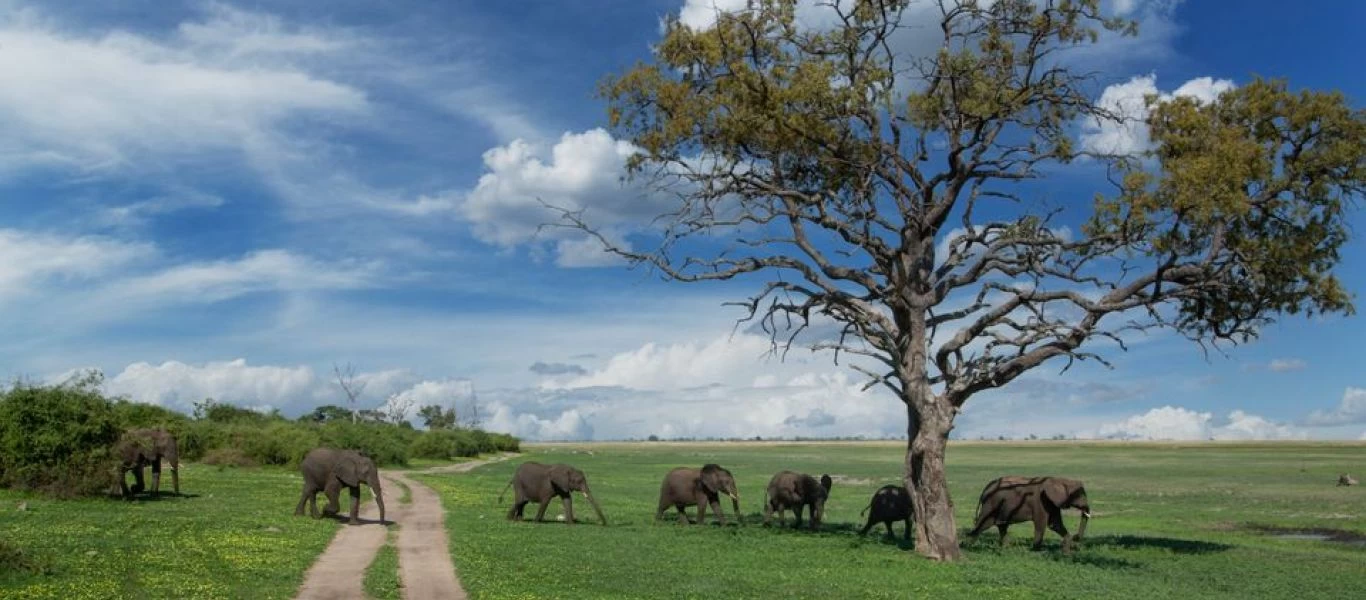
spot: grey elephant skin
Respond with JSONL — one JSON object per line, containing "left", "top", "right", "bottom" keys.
{"left": 656, "top": 463, "right": 741, "bottom": 525}
{"left": 763, "top": 471, "right": 832, "bottom": 530}
{"left": 969, "top": 475, "right": 1090, "bottom": 552}
{"left": 115, "top": 428, "right": 180, "bottom": 498}
{"left": 295, "top": 448, "right": 386, "bottom": 525}
{"left": 859, "top": 484, "right": 912, "bottom": 540}
{"left": 499, "top": 462, "right": 607, "bottom": 525}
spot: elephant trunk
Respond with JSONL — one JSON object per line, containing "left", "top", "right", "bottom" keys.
{"left": 372, "top": 479, "right": 387, "bottom": 524}
{"left": 582, "top": 488, "right": 607, "bottom": 526}
{"left": 730, "top": 491, "right": 741, "bottom": 525}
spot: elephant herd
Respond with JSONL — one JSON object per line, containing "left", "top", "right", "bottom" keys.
{"left": 496, "top": 461, "right": 1093, "bottom": 552}
{"left": 111, "top": 429, "right": 1091, "bottom": 551}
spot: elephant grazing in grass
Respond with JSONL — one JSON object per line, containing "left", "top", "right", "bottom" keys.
{"left": 859, "top": 484, "right": 912, "bottom": 541}
{"left": 968, "top": 476, "right": 1091, "bottom": 552}
{"left": 115, "top": 428, "right": 180, "bottom": 498}
{"left": 500, "top": 462, "right": 607, "bottom": 525}
{"left": 763, "top": 471, "right": 832, "bottom": 530}
{"left": 656, "top": 463, "right": 741, "bottom": 525}
{"left": 295, "top": 448, "right": 386, "bottom": 526}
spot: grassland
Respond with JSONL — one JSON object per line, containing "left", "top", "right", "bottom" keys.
{"left": 0, "top": 464, "right": 340, "bottom": 600}
{"left": 362, "top": 532, "right": 400, "bottom": 600}
{"left": 417, "top": 441, "right": 1365, "bottom": 600}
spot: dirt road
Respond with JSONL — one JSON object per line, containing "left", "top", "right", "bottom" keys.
{"left": 294, "top": 455, "right": 513, "bottom": 600}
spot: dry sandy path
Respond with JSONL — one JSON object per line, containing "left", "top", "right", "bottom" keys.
{"left": 294, "top": 454, "right": 515, "bottom": 600}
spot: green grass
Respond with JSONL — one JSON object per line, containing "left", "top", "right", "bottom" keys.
{"left": 0, "top": 464, "right": 338, "bottom": 600}
{"left": 415, "top": 441, "right": 1365, "bottom": 600}
{"left": 393, "top": 479, "right": 413, "bottom": 505}
{"left": 362, "top": 533, "right": 400, "bottom": 600}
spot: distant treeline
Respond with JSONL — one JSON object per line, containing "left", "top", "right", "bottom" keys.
{"left": 0, "top": 373, "right": 518, "bottom": 497}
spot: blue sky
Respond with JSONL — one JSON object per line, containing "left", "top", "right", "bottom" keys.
{"left": 1, "top": 0, "right": 1363, "bottom": 441}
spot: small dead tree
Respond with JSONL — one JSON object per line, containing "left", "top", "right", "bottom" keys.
{"left": 566, "top": 0, "right": 1365, "bottom": 560}
{"left": 332, "top": 362, "right": 367, "bottom": 425}
{"left": 462, "top": 383, "right": 482, "bottom": 429}
{"left": 385, "top": 393, "right": 415, "bottom": 426}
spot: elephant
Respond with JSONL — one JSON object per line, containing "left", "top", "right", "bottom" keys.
{"left": 858, "top": 484, "right": 912, "bottom": 540}
{"left": 763, "top": 471, "right": 832, "bottom": 530}
{"left": 115, "top": 428, "right": 180, "bottom": 498}
{"left": 294, "top": 448, "right": 386, "bottom": 526}
{"left": 499, "top": 462, "right": 607, "bottom": 525}
{"left": 656, "top": 463, "right": 741, "bottom": 525}
{"left": 968, "top": 475, "right": 1090, "bottom": 552}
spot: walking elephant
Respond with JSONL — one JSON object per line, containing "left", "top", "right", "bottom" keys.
{"left": 763, "top": 471, "right": 832, "bottom": 530}
{"left": 858, "top": 484, "right": 912, "bottom": 540}
{"left": 968, "top": 475, "right": 1090, "bottom": 552}
{"left": 115, "top": 428, "right": 180, "bottom": 498}
{"left": 295, "top": 448, "right": 387, "bottom": 526}
{"left": 656, "top": 463, "right": 741, "bottom": 525}
{"left": 499, "top": 462, "right": 607, "bottom": 525}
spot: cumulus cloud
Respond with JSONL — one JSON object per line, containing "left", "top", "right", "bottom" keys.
{"left": 456, "top": 128, "right": 663, "bottom": 266}
{"left": 1093, "top": 405, "right": 1305, "bottom": 440}
{"left": 1303, "top": 388, "right": 1366, "bottom": 427}
{"left": 1080, "top": 74, "right": 1235, "bottom": 156}
{"left": 555, "top": 333, "right": 785, "bottom": 391}
{"left": 105, "top": 359, "right": 318, "bottom": 414}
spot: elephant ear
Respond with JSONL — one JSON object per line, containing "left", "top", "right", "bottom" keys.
{"left": 697, "top": 470, "right": 717, "bottom": 494}
{"left": 336, "top": 455, "right": 363, "bottom": 487}
{"left": 550, "top": 467, "right": 572, "bottom": 493}
{"left": 1041, "top": 479, "right": 1073, "bottom": 508}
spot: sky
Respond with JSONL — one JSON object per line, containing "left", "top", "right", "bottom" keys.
{"left": 1, "top": 0, "right": 1363, "bottom": 442}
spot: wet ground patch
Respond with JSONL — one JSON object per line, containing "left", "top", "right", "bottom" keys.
{"left": 1246, "top": 524, "right": 1366, "bottom": 548}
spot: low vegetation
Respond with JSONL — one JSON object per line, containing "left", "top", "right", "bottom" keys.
{"left": 362, "top": 533, "right": 401, "bottom": 600}
{"left": 0, "top": 464, "right": 338, "bottom": 599}
{"left": 418, "top": 442, "right": 1365, "bottom": 599}
{"left": 0, "top": 375, "right": 518, "bottom": 498}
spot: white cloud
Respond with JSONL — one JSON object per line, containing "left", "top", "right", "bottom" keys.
{"left": 96, "top": 188, "right": 225, "bottom": 227}
{"left": 1304, "top": 388, "right": 1366, "bottom": 427}
{"left": 0, "top": 12, "right": 366, "bottom": 174}
{"left": 100, "top": 250, "right": 380, "bottom": 306}
{"left": 555, "top": 333, "right": 786, "bottom": 391}
{"left": 1267, "top": 358, "right": 1307, "bottom": 373}
{"left": 1080, "top": 74, "right": 1235, "bottom": 156}
{"left": 1093, "top": 405, "right": 1305, "bottom": 440}
{"left": 106, "top": 359, "right": 318, "bottom": 414}
{"left": 457, "top": 129, "right": 664, "bottom": 265}
{"left": 0, "top": 229, "right": 153, "bottom": 297}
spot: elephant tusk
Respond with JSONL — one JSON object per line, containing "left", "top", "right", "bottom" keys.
{"left": 1083, "top": 512, "right": 1092, "bottom": 518}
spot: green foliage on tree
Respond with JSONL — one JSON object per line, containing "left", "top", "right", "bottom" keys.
{"left": 577, "top": 0, "right": 1365, "bottom": 559}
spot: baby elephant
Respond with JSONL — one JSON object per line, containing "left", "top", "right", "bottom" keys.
{"left": 859, "top": 484, "right": 912, "bottom": 540}
{"left": 969, "top": 475, "right": 1090, "bottom": 552}
{"left": 763, "top": 471, "right": 832, "bottom": 530}
{"left": 657, "top": 463, "right": 741, "bottom": 525}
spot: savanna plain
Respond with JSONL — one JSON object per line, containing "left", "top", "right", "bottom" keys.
{"left": 3, "top": 442, "right": 1363, "bottom": 599}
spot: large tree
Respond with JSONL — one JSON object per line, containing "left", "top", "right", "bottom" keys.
{"left": 568, "top": 0, "right": 1364, "bottom": 559}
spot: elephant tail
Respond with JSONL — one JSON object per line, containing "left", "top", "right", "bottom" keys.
{"left": 497, "top": 479, "right": 513, "bottom": 504}
{"left": 860, "top": 502, "right": 872, "bottom": 517}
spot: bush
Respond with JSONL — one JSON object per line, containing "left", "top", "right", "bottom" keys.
{"left": 110, "top": 400, "right": 188, "bottom": 431}
{"left": 0, "top": 378, "right": 121, "bottom": 496}
{"left": 317, "top": 421, "right": 414, "bottom": 467}
{"left": 241, "top": 422, "right": 321, "bottom": 467}
{"left": 0, "top": 539, "right": 54, "bottom": 576}
{"left": 200, "top": 447, "right": 257, "bottom": 468}
{"left": 491, "top": 433, "right": 521, "bottom": 452}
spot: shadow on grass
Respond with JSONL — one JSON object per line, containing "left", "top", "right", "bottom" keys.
{"left": 1083, "top": 534, "right": 1234, "bottom": 555}
{"left": 109, "top": 492, "right": 201, "bottom": 502}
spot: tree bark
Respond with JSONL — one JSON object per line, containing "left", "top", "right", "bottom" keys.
{"left": 904, "top": 402, "right": 961, "bottom": 561}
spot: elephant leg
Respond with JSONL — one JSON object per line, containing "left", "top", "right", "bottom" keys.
{"left": 563, "top": 496, "right": 576, "bottom": 525}
{"left": 150, "top": 458, "right": 162, "bottom": 495}
{"left": 322, "top": 479, "right": 341, "bottom": 516}
{"left": 295, "top": 482, "right": 315, "bottom": 516}
{"left": 695, "top": 494, "right": 708, "bottom": 525}
{"left": 675, "top": 504, "right": 688, "bottom": 524}
{"left": 1030, "top": 516, "right": 1047, "bottom": 550}
{"left": 792, "top": 505, "right": 803, "bottom": 529}
{"left": 763, "top": 501, "right": 773, "bottom": 526}
{"left": 170, "top": 466, "right": 180, "bottom": 496}
{"left": 347, "top": 485, "right": 361, "bottom": 525}
{"left": 131, "top": 465, "right": 146, "bottom": 495}
{"left": 884, "top": 521, "right": 895, "bottom": 539}
{"left": 903, "top": 516, "right": 912, "bottom": 541}
{"left": 708, "top": 498, "right": 725, "bottom": 526}
{"left": 997, "top": 524, "right": 1010, "bottom": 547}
{"left": 1048, "top": 510, "right": 1071, "bottom": 553}
{"left": 859, "top": 517, "right": 874, "bottom": 537}
{"left": 534, "top": 498, "right": 550, "bottom": 522}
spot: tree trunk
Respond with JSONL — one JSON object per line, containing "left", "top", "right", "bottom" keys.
{"left": 904, "top": 403, "right": 961, "bottom": 560}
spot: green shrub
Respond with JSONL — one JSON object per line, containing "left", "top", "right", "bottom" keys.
{"left": 0, "top": 379, "right": 122, "bottom": 496}
{"left": 241, "top": 422, "right": 320, "bottom": 466}
{"left": 317, "top": 421, "right": 413, "bottom": 467}
{"left": 0, "top": 539, "right": 54, "bottom": 576}
{"left": 200, "top": 447, "right": 257, "bottom": 468}
{"left": 110, "top": 400, "right": 188, "bottom": 430}
{"left": 491, "top": 433, "right": 521, "bottom": 452}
